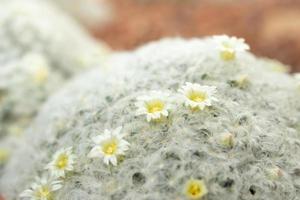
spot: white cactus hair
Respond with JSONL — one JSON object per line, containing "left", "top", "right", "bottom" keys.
{"left": 0, "top": 0, "right": 109, "bottom": 138}
{"left": 1, "top": 37, "right": 300, "bottom": 200}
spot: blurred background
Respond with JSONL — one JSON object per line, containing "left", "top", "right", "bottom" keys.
{"left": 74, "top": 0, "right": 300, "bottom": 72}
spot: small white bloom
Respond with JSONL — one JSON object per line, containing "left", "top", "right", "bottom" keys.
{"left": 213, "top": 35, "right": 250, "bottom": 61}
{"left": 45, "top": 147, "right": 76, "bottom": 178}
{"left": 19, "top": 175, "right": 62, "bottom": 200}
{"left": 88, "top": 126, "right": 130, "bottom": 166}
{"left": 23, "top": 53, "right": 49, "bottom": 84}
{"left": 179, "top": 82, "right": 218, "bottom": 110}
{"left": 31, "top": 65, "right": 49, "bottom": 84}
{"left": 136, "top": 91, "right": 172, "bottom": 122}
{"left": 219, "top": 132, "right": 235, "bottom": 148}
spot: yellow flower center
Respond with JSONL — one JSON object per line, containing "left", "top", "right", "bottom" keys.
{"left": 219, "top": 42, "right": 235, "bottom": 61}
{"left": 102, "top": 140, "right": 118, "bottom": 155}
{"left": 35, "top": 186, "right": 52, "bottom": 199}
{"left": 187, "top": 91, "right": 207, "bottom": 103}
{"left": 236, "top": 75, "right": 249, "bottom": 89}
{"left": 220, "top": 50, "right": 236, "bottom": 61}
{"left": 0, "top": 149, "right": 9, "bottom": 164}
{"left": 221, "top": 133, "right": 235, "bottom": 148}
{"left": 33, "top": 66, "right": 48, "bottom": 84}
{"left": 185, "top": 180, "right": 207, "bottom": 199}
{"left": 55, "top": 154, "right": 69, "bottom": 170}
{"left": 146, "top": 100, "right": 165, "bottom": 113}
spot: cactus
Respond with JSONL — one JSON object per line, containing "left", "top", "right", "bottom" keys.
{"left": 1, "top": 37, "right": 300, "bottom": 200}
{"left": 0, "top": 0, "right": 109, "bottom": 138}
{"left": 49, "top": 0, "right": 112, "bottom": 29}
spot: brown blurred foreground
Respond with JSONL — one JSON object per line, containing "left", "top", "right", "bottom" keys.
{"left": 93, "top": 0, "right": 300, "bottom": 72}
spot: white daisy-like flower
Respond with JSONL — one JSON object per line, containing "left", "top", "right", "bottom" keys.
{"left": 31, "top": 65, "right": 49, "bottom": 84}
{"left": 19, "top": 175, "right": 62, "bottom": 200}
{"left": 136, "top": 91, "right": 172, "bottom": 122}
{"left": 184, "top": 179, "right": 208, "bottom": 199}
{"left": 179, "top": 82, "right": 218, "bottom": 110}
{"left": 213, "top": 35, "right": 250, "bottom": 61}
{"left": 45, "top": 147, "right": 76, "bottom": 178}
{"left": 23, "top": 53, "right": 49, "bottom": 84}
{"left": 88, "top": 126, "right": 130, "bottom": 166}
{"left": 219, "top": 132, "right": 235, "bottom": 148}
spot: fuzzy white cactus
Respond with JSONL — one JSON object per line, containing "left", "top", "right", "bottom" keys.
{"left": 0, "top": 0, "right": 109, "bottom": 138}
{"left": 50, "top": 0, "right": 112, "bottom": 29}
{"left": 1, "top": 37, "right": 300, "bottom": 200}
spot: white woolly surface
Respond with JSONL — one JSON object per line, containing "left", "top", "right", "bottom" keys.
{"left": 0, "top": 0, "right": 109, "bottom": 75}
{"left": 0, "top": 0, "right": 109, "bottom": 137}
{"left": 1, "top": 38, "right": 300, "bottom": 200}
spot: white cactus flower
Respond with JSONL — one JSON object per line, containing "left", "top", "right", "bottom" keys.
{"left": 219, "top": 132, "right": 235, "bottom": 148}
{"left": 179, "top": 82, "right": 218, "bottom": 110}
{"left": 23, "top": 53, "right": 50, "bottom": 84}
{"left": 88, "top": 127, "right": 130, "bottom": 166}
{"left": 45, "top": 147, "right": 76, "bottom": 178}
{"left": 19, "top": 175, "right": 62, "bottom": 200}
{"left": 136, "top": 91, "right": 173, "bottom": 122}
{"left": 184, "top": 179, "right": 208, "bottom": 200}
{"left": 213, "top": 35, "right": 250, "bottom": 61}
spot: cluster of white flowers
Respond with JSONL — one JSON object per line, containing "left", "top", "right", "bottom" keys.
{"left": 20, "top": 79, "right": 219, "bottom": 199}
{"left": 20, "top": 175, "right": 62, "bottom": 200}
{"left": 20, "top": 127, "right": 130, "bottom": 200}
{"left": 136, "top": 82, "right": 218, "bottom": 122}
{"left": 19, "top": 81, "right": 218, "bottom": 199}
{"left": 20, "top": 147, "right": 76, "bottom": 200}
{"left": 18, "top": 35, "right": 251, "bottom": 200}
{"left": 135, "top": 35, "right": 249, "bottom": 122}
